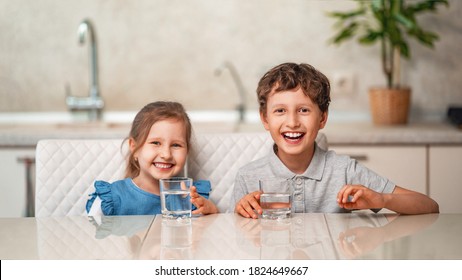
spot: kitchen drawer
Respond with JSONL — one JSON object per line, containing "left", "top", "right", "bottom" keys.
{"left": 329, "top": 145, "right": 427, "bottom": 195}
{"left": 0, "top": 148, "right": 36, "bottom": 217}
{"left": 429, "top": 146, "right": 462, "bottom": 213}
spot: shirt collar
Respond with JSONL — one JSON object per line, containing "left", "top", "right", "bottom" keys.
{"left": 269, "top": 142, "right": 326, "bottom": 181}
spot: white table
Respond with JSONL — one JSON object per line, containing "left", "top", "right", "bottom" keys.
{"left": 1, "top": 213, "right": 460, "bottom": 260}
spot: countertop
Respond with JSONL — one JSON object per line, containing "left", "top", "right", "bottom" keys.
{"left": 323, "top": 121, "right": 462, "bottom": 145}
{"left": 0, "top": 117, "right": 461, "bottom": 147}
{"left": 0, "top": 111, "right": 462, "bottom": 148}
{"left": 0, "top": 122, "right": 132, "bottom": 147}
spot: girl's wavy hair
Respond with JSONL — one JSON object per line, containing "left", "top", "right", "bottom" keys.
{"left": 124, "top": 101, "right": 192, "bottom": 178}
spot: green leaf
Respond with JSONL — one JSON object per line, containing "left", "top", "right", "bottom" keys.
{"left": 406, "top": 0, "right": 449, "bottom": 14}
{"left": 393, "top": 13, "right": 415, "bottom": 30}
{"left": 371, "top": 0, "right": 384, "bottom": 12}
{"left": 328, "top": 8, "right": 365, "bottom": 20}
{"left": 359, "top": 30, "right": 382, "bottom": 44}
{"left": 385, "top": 22, "right": 403, "bottom": 46}
{"left": 410, "top": 29, "right": 439, "bottom": 47}
{"left": 399, "top": 41, "right": 410, "bottom": 58}
{"left": 330, "top": 22, "right": 359, "bottom": 44}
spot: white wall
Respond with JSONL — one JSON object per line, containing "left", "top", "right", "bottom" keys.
{"left": 0, "top": 0, "right": 461, "bottom": 122}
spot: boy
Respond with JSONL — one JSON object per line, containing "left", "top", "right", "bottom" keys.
{"left": 230, "top": 62, "right": 439, "bottom": 218}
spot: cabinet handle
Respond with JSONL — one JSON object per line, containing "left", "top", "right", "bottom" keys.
{"left": 17, "top": 157, "right": 35, "bottom": 217}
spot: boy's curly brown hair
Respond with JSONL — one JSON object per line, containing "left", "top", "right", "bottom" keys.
{"left": 257, "top": 63, "right": 331, "bottom": 115}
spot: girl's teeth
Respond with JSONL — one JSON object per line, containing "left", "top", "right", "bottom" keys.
{"left": 155, "top": 163, "right": 172, "bottom": 168}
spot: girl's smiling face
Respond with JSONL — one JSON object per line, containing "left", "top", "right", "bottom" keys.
{"left": 132, "top": 119, "right": 188, "bottom": 185}
{"left": 261, "top": 87, "right": 327, "bottom": 170}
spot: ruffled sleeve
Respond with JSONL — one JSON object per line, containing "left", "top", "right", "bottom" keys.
{"left": 85, "top": 180, "right": 115, "bottom": 215}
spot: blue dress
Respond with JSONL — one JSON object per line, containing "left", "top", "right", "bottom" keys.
{"left": 86, "top": 178, "right": 211, "bottom": 216}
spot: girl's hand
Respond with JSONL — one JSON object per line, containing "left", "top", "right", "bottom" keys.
{"left": 190, "top": 186, "right": 218, "bottom": 215}
{"left": 234, "top": 191, "right": 262, "bottom": 219}
{"left": 337, "top": 184, "right": 385, "bottom": 210}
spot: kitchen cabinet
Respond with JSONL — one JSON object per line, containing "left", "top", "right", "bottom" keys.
{"left": 329, "top": 145, "right": 427, "bottom": 195}
{"left": 0, "top": 148, "right": 35, "bottom": 217}
{"left": 429, "top": 146, "right": 462, "bottom": 213}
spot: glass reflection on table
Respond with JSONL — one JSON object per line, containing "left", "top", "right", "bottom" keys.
{"left": 37, "top": 215, "right": 153, "bottom": 259}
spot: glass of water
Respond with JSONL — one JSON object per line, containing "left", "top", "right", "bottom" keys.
{"left": 259, "top": 178, "right": 292, "bottom": 219}
{"left": 160, "top": 177, "right": 193, "bottom": 220}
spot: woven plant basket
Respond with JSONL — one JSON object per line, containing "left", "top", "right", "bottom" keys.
{"left": 368, "top": 87, "right": 411, "bottom": 125}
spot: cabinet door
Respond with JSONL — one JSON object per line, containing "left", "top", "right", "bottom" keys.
{"left": 329, "top": 145, "right": 427, "bottom": 195}
{"left": 429, "top": 146, "right": 462, "bottom": 213}
{"left": 0, "top": 148, "right": 35, "bottom": 217}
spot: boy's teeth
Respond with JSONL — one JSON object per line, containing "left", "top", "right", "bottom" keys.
{"left": 284, "top": 132, "right": 302, "bottom": 138}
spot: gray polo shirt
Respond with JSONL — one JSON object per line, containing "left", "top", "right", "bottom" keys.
{"left": 229, "top": 143, "right": 396, "bottom": 213}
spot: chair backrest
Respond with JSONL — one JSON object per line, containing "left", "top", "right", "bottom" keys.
{"left": 35, "top": 139, "right": 127, "bottom": 217}
{"left": 188, "top": 133, "right": 271, "bottom": 213}
{"left": 35, "top": 132, "right": 328, "bottom": 216}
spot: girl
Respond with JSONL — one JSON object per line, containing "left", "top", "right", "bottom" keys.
{"left": 86, "top": 101, "right": 218, "bottom": 215}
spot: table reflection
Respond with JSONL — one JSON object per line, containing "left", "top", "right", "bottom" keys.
{"left": 326, "top": 213, "right": 439, "bottom": 259}
{"left": 234, "top": 214, "right": 337, "bottom": 259}
{"left": 36, "top": 215, "right": 154, "bottom": 259}
{"left": 234, "top": 213, "right": 439, "bottom": 260}
{"left": 140, "top": 214, "right": 218, "bottom": 259}
{"left": 160, "top": 219, "right": 193, "bottom": 260}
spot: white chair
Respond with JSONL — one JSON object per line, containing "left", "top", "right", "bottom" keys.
{"left": 35, "top": 139, "right": 127, "bottom": 217}
{"left": 35, "top": 132, "right": 328, "bottom": 216}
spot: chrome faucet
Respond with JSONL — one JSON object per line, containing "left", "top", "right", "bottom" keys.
{"left": 214, "top": 61, "right": 247, "bottom": 123}
{"left": 66, "top": 19, "right": 104, "bottom": 121}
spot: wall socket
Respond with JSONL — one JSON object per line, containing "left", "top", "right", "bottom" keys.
{"left": 331, "top": 72, "right": 356, "bottom": 97}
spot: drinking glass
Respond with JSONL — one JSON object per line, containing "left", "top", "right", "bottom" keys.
{"left": 160, "top": 177, "right": 193, "bottom": 220}
{"left": 259, "top": 178, "right": 292, "bottom": 219}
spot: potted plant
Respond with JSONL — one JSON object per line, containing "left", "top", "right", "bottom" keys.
{"left": 328, "top": 0, "right": 449, "bottom": 125}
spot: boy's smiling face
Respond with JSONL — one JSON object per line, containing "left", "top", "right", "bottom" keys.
{"left": 261, "top": 87, "right": 327, "bottom": 171}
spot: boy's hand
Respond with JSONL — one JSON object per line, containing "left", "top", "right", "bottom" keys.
{"left": 337, "top": 184, "right": 385, "bottom": 210}
{"left": 234, "top": 191, "right": 262, "bottom": 219}
{"left": 190, "top": 186, "right": 218, "bottom": 215}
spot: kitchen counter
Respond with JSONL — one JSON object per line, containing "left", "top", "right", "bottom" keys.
{"left": 323, "top": 121, "right": 462, "bottom": 145}
{"left": 1, "top": 120, "right": 461, "bottom": 147}
{"left": 0, "top": 122, "right": 132, "bottom": 147}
